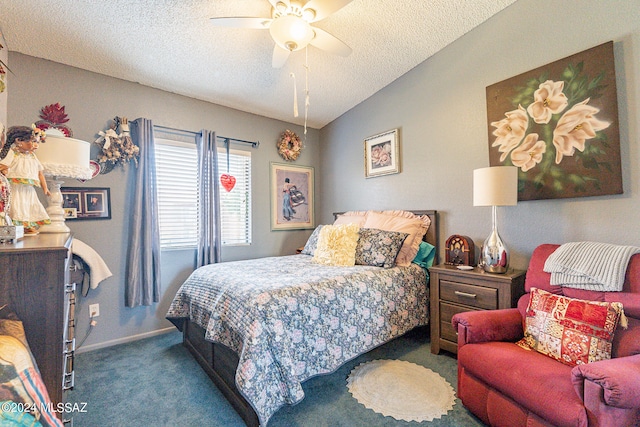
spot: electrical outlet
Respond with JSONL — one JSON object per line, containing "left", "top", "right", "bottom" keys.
{"left": 89, "top": 303, "right": 100, "bottom": 318}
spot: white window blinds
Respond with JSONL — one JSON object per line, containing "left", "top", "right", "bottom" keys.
{"left": 219, "top": 148, "right": 252, "bottom": 245}
{"left": 154, "top": 133, "right": 252, "bottom": 249}
{"left": 155, "top": 138, "right": 199, "bottom": 249}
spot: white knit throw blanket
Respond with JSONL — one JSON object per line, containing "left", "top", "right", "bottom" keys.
{"left": 543, "top": 242, "right": 640, "bottom": 291}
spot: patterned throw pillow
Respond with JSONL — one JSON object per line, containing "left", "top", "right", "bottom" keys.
{"left": 355, "top": 228, "right": 409, "bottom": 268}
{"left": 516, "top": 287, "right": 626, "bottom": 366}
{"left": 300, "top": 225, "right": 324, "bottom": 255}
{"left": 313, "top": 223, "right": 361, "bottom": 266}
{"left": 362, "top": 211, "right": 430, "bottom": 267}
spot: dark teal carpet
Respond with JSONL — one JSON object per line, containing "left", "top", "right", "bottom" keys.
{"left": 67, "top": 328, "right": 484, "bottom": 426}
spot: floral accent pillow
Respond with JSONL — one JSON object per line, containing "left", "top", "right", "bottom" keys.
{"left": 516, "top": 287, "right": 627, "bottom": 366}
{"left": 354, "top": 228, "right": 408, "bottom": 268}
{"left": 362, "top": 211, "right": 430, "bottom": 267}
{"left": 313, "top": 223, "right": 361, "bottom": 267}
{"left": 300, "top": 225, "right": 324, "bottom": 256}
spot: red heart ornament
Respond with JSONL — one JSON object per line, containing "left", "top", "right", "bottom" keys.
{"left": 220, "top": 174, "right": 236, "bottom": 192}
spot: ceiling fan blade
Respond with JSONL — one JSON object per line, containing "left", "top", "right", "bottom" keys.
{"left": 310, "top": 27, "right": 351, "bottom": 57}
{"left": 272, "top": 44, "right": 291, "bottom": 68}
{"left": 304, "top": 0, "right": 353, "bottom": 22}
{"left": 210, "top": 17, "right": 272, "bottom": 29}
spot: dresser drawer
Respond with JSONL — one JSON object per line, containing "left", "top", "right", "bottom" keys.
{"left": 440, "top": 280, "right": 497, "bottom": 310}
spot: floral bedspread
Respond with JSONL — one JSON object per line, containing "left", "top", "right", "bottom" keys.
{"left": 166, "top": 254, "right": 429, "bottom": 426}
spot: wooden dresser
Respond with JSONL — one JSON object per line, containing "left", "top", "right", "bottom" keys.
{"left": 0, "top": 233, "right": 76, "bottom": 418}
{"left": 429, "top": 264, "right": 526, "bottom": 354}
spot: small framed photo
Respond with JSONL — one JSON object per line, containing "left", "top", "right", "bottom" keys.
{"left": 61, "top": 187, "right": 111, "bottom": 220}
{"left": 270, "top": 162, "right": 314, "bottom": 230}
{"left": 64, "top": 208, "right": 78, "bottom": 219}
{"left": 364, "top": 128, "right": 400, "bottom": 178}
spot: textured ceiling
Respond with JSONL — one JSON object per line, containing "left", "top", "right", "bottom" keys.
{"left": 1, "top": 0, "right": 517, "bottom": 129}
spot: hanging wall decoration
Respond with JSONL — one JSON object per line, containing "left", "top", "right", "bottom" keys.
{"left": 34, "top": 103, "right": 73, "bottom": 137}
{"left": 277, "top": 129, "right": 302, "bottom": 161}
{"left": 220, "top": 139, "right": 236, "bottom": 192}
{"left": 94, "top": 117, "right": 140, "bottom": 174}
{"left": 486, "top": 41, "right": 622, "bottom": 201}
{"left": 364, "top": 128, "right": 400, "bottom": 178}
{"left": 270, "top": 162, "right": 314, "bottom": 230}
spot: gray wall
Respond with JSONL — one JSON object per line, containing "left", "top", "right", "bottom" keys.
{"left": 7, "top": 53, "right": 320, "bottom": 350}
{"left": 319, "top": 0, "right": 640, "bottom": 270}
{"left": 7, "top": 0, "right": 640, "bottom": 350}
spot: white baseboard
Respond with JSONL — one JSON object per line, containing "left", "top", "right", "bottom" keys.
{"left": 76, "top": 327, "right": 177, "bottom": 354}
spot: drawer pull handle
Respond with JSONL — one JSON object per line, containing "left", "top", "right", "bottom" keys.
{"left": 454, "top": 290, "right": 477, "bottom": 299}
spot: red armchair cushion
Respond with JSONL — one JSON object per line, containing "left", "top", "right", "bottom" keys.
{"left": 516, "top": 287, "right": 626, "bottom": 367}
{"left": 458, "top": 341, "right": 587, "bottom": 426}
{"left": 613, "top": 317, "right": 640, "bottom": 358}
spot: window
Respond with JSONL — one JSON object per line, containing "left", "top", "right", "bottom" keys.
{"left": 154, "top": 132, "right": 252, "bottom": 249}
{"left": 155, "top": 138, "right": 198, "bottom": 249}
{"left": 218, "top": 149, "right": 252, "bottom": 245}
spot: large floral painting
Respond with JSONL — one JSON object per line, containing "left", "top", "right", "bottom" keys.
{"left": 486, "top": 41, "right": 622, "bottom": 201}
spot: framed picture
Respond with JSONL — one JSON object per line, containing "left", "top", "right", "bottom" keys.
{"left": 364, "top": 128, "right": 400, "bottom": 178}
{"left": 270, "top": 163, "right": 314, "bottom": 230}
{"left": 61, "top": 187, "right": 111, "bottom": 220}
{"left": 486, "top": 41, "right": 621, "bottom": 201}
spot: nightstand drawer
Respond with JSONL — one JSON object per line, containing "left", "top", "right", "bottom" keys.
{"left": 430, "top": 264, "right": 526, "bottom": 355}
{"left": 440, "top": 280, "right": 497, "bottom": 310}
{"left": 440, "top": 302, "right": 472, "bottom": 342}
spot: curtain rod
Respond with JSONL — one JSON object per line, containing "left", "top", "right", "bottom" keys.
{"left": 154, "top": 125, "right": 259, "bottom": 148}
{"left": 217, "top": 135, "right": 260, "bottom": 148}
{"left": 153, "top": 125, "right": 198, "bottom": 137}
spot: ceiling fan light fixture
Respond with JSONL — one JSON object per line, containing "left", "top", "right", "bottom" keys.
{"left": 270, "top": 15, "right": 314, "bottom": 52}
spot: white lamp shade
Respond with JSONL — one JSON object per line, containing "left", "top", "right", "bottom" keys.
{"left": 269, "top": 15, "right": 314, "bottom": 52}
{"left": 38, "top": 131, "right": 92, "bottom": 180}
{"left": 473, "top": 166, "right": 518, "bottom": 207}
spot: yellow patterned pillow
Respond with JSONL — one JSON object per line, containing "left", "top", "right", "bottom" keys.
{"left": 313, "top": 223, "right": 361, "bottom": 266}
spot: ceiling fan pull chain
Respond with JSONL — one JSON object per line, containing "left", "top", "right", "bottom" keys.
{"left": 290, "top": 72, "right": 299, "bottom": 118}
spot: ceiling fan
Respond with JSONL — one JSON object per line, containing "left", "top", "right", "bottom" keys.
{"left": 210, "top": 0, "right": 353, "bottom": 68}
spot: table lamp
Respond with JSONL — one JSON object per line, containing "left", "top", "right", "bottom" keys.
{"left": 37, "top": 129, "right": 92, "bottom": 233}
{"left": 473, "top": 166, "right": 518, "bottom": 273}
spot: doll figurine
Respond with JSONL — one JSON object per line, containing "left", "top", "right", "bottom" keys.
{"left": 0, "top": 125, "right": 51, "bottom": 234}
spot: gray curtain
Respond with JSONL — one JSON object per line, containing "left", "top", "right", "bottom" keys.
{"left": 196, "top": 129, "right": 221, "bottom": 267}
{"left": 125, "top": 118, "right": 161, "bottom": 307}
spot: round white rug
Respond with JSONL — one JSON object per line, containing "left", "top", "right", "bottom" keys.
{"left": 346, "top": 359, "right": 456, "bottom": 422}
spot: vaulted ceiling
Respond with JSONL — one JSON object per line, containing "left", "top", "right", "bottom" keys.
{"left": 2, "top": 0, "right": 517, "bottom": 129}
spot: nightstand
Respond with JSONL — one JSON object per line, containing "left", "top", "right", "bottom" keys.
{"left": 429, "top": 264, "right": 526, "bottom": 354}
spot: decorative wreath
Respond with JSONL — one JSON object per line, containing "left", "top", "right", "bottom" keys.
{"left": 277, "top": 129, "right": 302, "bottom": 161}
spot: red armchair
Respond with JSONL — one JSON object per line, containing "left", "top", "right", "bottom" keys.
{"left": 452, "top": 244, "right": 640, "bottom": 427}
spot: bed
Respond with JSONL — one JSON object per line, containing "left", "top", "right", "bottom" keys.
{"left": 166, "top": 210, "right": 438, "bottom": 426}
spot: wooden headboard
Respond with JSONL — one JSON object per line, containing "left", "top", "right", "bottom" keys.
{"left": 333, "top": 210, "right": 439, "bottom": 264}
